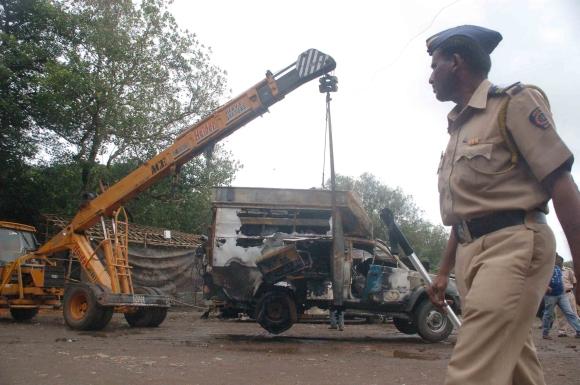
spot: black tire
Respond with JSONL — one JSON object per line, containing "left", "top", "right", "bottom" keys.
{"left": 255, "top": 290, "right": 297, "bottom": 335}
{"left": 124, "top": 287, "right": 167, "bottom": 328}
{"left": 124, "top": 307, "right": 167, "bottom": 327}
{"left": 148, "top": 307, "right": 168, "bottom": 326}
{"left": 393, "top": 317, "right": 417, "bottom": 335}
{"left": 94, "top": 306, "right": 114, "bottom": 330}
{"left": 414, "top": 300, "right": 453, "bottom": 343}
{"left": 10, "top": 307, "right": 39, "bottom": 322}
{"left": 63, "top": 284, "right": 112, "bottom": 331}
{"left": 144, "top": 287, "right": 168, "bottom": 326}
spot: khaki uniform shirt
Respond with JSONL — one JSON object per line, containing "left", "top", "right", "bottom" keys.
{"left": 437, "top": 79, "right": 573, "bottom": 226}
{"left": 562, "top": 267, "right": 576, "bottom": 292}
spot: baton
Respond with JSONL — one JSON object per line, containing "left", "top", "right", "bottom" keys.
{"left": 380, "top": 208, "right": 462, "bottom": 329}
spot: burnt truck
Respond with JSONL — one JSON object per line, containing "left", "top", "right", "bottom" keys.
{"left": 202, "top": 187, "right": 461, "bottom": 342}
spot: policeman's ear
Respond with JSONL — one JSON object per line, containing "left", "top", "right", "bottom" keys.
{"left": 450, "top": 53, "right": 464, "bottom": 73}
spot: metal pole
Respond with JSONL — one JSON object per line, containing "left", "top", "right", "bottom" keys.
{"left": 327, "top": 91, "right": 345, "bottom": 307}
{"left": 380, "top": 208, "right": 462, "bottom": 329}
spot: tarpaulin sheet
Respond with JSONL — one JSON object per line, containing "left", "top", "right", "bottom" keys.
{"left": 128, "top": 245, "right": 202, "bottom": 296}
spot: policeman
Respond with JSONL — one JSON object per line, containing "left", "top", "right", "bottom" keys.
{"left": 425, "top": 25, "right": 580, "bottom": 385}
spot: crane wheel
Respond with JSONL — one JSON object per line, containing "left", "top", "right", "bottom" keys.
{"left": 124, "top": 287, "right": 168, "bottom": 328}
{"left": 63, "top": 284, "right": 113, "bottom": 331}
{"left": 10, "top": 307, "right": 39, "bottom": 322}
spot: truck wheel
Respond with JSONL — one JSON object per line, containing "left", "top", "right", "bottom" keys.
{"left": 124, "top": 287, "right": 167, "bottom": 328}
{"left": 393, "top": 317, "right": 417, "bottom": 335}
{"left": 124, "top": 307, "right": 167, "bottom": 327}
{"left": 414, "top": 300, "right": 453, "bottom": 343}
{"left": 144, "top": 287, "right": 168, "bottom": 326}
{"left": 10, "top": 307, "right": 39, "bottom": 322}
{"left": 63, "top": 284, "right": 113, "bottom": 331}
{"left": 256, "top": 290, "right": 297, "bottom": 335}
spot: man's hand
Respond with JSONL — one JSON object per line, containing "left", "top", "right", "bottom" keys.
{"left": 428, "top": 274, "right": 449, "bottom": 309}
{"left": 427, "top": 231, "right": 458, "bottom": 309}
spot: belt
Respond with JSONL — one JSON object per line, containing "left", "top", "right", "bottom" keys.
{"left": 454, "top": 210, "right": 547, "bottom": 244}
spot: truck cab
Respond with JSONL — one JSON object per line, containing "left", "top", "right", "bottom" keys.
{"left": 203, "top": 187, "right": 461, "bottom": 342}
{"left": 0, "top": 222, "right": 64, "bottom": 321}
{"left": 0, "top": 222, "right": 39, "bottom": 264}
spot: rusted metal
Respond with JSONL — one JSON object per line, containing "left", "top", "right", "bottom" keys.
{"left": 211, "top": 187, "right": 373, "bottom": 238}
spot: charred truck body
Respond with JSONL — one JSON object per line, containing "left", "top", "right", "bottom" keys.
{"left": 204, "top": 187, "right": 461, "bottom": 342}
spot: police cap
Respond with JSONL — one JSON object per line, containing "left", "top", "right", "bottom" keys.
{"left": 426, "top": 25, "right": 502, "bottom": 56}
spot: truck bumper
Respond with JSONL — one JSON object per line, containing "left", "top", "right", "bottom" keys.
{"left": 96, "top": 292, "right": 171, "bottom": 308}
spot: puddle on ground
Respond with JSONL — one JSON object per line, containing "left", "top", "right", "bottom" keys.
{"left": 392, "top": 349, "right": 439, "bottom": 360}
{"left": 210, "top": 334, "right": 442, "bottom": 359}
{"left": 234, "top": 345, "right": 301, "bottom": 354}
{"left": 77, "top": 328, "right": 145, "bottom": 338}
{"left": 214, "top": 333, "right": 418, "bottom": 345}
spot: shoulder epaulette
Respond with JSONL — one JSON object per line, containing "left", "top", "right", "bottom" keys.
{"left": 483, "top": 82, "right": 550, "bottom": 176}
{"left": 488, "top": 82, "right": 521, "bottom": 96}
{"left": 517, "top": 84, "right": 550, "bottom": 109}
{"left": 498, "top": 83, "right": 549, "bottom": 105}
{"left": 505, "top": 82, "right": 526, "bottom": 96}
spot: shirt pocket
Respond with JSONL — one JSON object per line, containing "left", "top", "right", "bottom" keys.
{"left": 454, "top": 143, "right": 493, "bottom": 163}
{"left": 452, "top": 143, "right": 497, "bottom": 190}
{"left": 453, "top": 142, "right": 500, "bottom": 176}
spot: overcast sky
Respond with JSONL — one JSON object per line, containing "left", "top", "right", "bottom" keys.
{"left": 170, "top": 0, "right": 579, "bottom": 259}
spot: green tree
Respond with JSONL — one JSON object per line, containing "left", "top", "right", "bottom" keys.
{"left": 32, "top": 0, "right": 228, "bottom": 189}
{"left": 0, "top": 0, "right": 68, "bottom": 221}
{"left": 1, "top": 0, "right": 239, "bottom": 232}
{"left": 333, "top": 173, "right": 448, "bottom": 268}
{"left": 10, "top": 144, "right": 239, "bottom": 236}
{"left": 101, "top": 146, "right": 240, "bottom": 234}
{"left": 0, "top": 0, "right": 66, "bottom": 161}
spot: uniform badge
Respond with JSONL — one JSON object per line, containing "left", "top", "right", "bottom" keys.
{"left": 529, "top": 107, "right": 551, "bottom": 129}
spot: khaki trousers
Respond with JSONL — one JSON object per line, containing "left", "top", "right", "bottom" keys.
{"left": 556, "top": 291, "right": 578, "bottom": 333}
{"left": 445, "top": 218, "right": 555, "bottom": 385}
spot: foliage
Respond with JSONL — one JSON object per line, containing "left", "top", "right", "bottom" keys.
{"left": 332, "top": 173, "right": 448, "bottom": 269}
{"left": 101, "top": 146, "right": 240, "bottom": 234}
{"left": 30, "top": 0, "right": 228, "bottom": 189}
{"left": 0, "top": 0, "right": 65, "bottom": 161}
{"left": 0, "top": 0, "right": 70, "bottom": 223}
{"left": 0, "top": 0, "right": 237, "bottom": 234}
{"left": 1, "top": 145, "right": 239, "bottom": 235}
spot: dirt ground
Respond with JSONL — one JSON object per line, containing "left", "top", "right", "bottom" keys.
{"left": 0, "top": 309, "right": 578, "bottom": 385}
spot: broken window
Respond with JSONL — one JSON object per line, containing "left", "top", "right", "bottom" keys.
{"left": 236, "top": 208, "right": 331, "bottom": 236}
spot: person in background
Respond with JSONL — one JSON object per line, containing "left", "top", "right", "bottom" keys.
{"left": 543, "top": 255, "right": 580, "bottom": 339}
{"left": 555, "top": 255, "right": 577, "bottom": 335}
{"left": 329, "top": 306, "right": 344, "bottom": 331}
